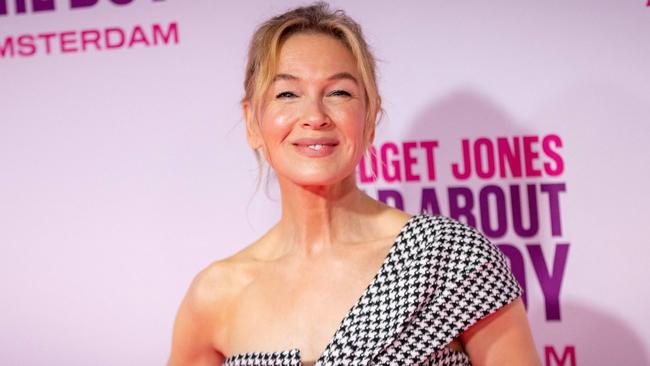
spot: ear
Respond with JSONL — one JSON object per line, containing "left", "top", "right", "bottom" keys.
{"left": 243, "top": 101, "right": 262, "bottom": 150}
{"left": 368, "top": 123, "right": 376, "bottom": 145}
{"left": 363, "top": 118, "right": 376, "bottom": 152}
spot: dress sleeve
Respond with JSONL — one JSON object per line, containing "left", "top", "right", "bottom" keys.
{"left": 426, "top": 216, "right": 523, "bottom": 346}
{"left": 370, "top": 215, "right": 523, "bottom": 364}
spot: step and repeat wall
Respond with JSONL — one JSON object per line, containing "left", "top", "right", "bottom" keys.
{"left": 1, "top": 1, "right": 649, "bottom": 365}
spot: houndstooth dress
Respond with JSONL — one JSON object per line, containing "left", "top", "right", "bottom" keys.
{"left": 223, "top": 214, "right": 523, "bottom": 366}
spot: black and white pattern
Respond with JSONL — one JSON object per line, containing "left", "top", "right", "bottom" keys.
{"left": 223, "top": 214, "right": 523, "bottom": 366}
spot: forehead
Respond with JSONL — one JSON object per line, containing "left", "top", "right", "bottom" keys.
{"left": 275, "top": 32, "right": 359, "bottom": 79}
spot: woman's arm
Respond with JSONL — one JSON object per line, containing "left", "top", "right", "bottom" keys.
{"left": 167, "top": 271, "right": 224, "bottom": 366}
{"left": 460, "top": 297, "right": 541, "bottom": 366}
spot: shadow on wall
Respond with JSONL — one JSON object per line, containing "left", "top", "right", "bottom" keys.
{"left": 399, "top": 89, "right": 545, "bottom": 308}
{"left": 385, "top": 89, "right": 648, "bottom": 364}
{"left": 528, "top": 300, "right": 649, "bottom": 365}
{"left": 407, "top": 88, "right": 525, "bottom": 141}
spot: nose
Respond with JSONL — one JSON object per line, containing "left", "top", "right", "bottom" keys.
{"left": 301, "top": 98, "right": 332, "bottom": 129}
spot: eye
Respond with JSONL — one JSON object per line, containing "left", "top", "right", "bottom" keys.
{"left": 329, "top": 90, "right": 352, "bottom": 97}
{"left": 275, "top": 91, "right": 297, "bottom": 99}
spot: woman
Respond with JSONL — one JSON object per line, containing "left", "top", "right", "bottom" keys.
{"left": 168, "top": 2, "right": 540, "bottom": 365}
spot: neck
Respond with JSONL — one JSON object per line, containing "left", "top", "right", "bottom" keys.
{"left": 274, "top": 174, "right": 379, "bottom": 257}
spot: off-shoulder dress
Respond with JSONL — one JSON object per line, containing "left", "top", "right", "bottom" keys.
{"left": 223, "top": 214, "right": 523, "bottom": 366}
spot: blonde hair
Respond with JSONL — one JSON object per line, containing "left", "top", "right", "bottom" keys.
{"left": 242, "top": 1, "right": 383, "bottom": 191}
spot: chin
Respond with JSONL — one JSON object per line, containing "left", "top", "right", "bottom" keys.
{"left": 284, "top": 167, "right": 354, "bottom": 188}
{"left": 292, "top": 174, "right": 343, "bottom": 187}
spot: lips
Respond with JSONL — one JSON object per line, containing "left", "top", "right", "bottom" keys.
{"left": 291, "top": 137, "right": 339, "bottom": 147}
{"left": 291, "top": 137, "right": 339, "bottom": 157}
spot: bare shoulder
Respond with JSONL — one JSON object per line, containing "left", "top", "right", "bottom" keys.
{"left": 192, "top": 256, "right": 253, "bottom": 303}
{"left": 167, "top": 250, "right": 261, "bottom": 366}
{"left": 374, "top": 206, "right": 414, "bottom": 234}
{"left": 189, "top": 250, "right": 263, "bottom": 328}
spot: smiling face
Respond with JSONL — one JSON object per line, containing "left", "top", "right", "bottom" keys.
{"left": 245, "top": 32, "right": 373, "bottom": 187}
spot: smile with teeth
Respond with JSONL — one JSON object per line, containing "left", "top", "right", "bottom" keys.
{"left": 293, "top": 141, "right": 337, "bottom": 157}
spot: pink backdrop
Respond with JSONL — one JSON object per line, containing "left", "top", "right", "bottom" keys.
{"left": 1, "top": 1, "right": 649, "bottom": 365}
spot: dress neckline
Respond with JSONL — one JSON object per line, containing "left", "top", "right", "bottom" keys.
{"left": 223, "top": 214, "right": 421, "bottom": 365}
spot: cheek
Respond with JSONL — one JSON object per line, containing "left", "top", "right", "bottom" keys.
{"left": 260, "top": 106, "right": 297, "bottom": 143}
{"left": 334, "top": 107, "right": 366, "bottom": 142}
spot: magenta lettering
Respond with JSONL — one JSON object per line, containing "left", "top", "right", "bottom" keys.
{"left": 420, "top": 188, "right": 441, "bottom": 216}
{"left": 37, "top": 32, "right": 56, "bottom": 54}
{"left": 510, "top": 184, "right": 539, "bottom": 237}
{"left": 403, "top": 141, "right": 420, "bottom": 181}
{"left": 528, "top": 243, "right": 569, "bottom": 321}
{"left": 70, "top": 0, "right": 98, "bottom": 8}
{"left": 80, "top": 29, "right": 101, "bottom": 51}
{"left": 541, "top": 183, "right": 566, "bottom": 237}
{"left": 0, "top": 37, "right": 14, "bottom": 57}
{"left": 1, "top": 23, "right": 179, "bottom": 58}
{"left": 152, "top": 22, "right": 179, "bottom": 45}
{"left": 357, "top": 140, "right": 440, "bottom": 184}
{"left": 361, "top": 183, "right": 561, "bottom": 240}
{"left": 452, "top": 139, "right": 472, "bottom": 180}
{"left": 60, "top": 31, "right": 78, "bottom": 53}
{"left": 381, "top": 142, "right": 401, "bottom": 182}
{"left": 474, "top": 137, "right": 495, "bottom": 178}
{"left": 105, "top": 27, "right": 125, "bottom": 48}
{"left": 413, "top": 183, "right": 566, "bottom": 239}
{"left": 523, "top": 135, "right": 542, "bottom": 177}
{"left": 545, "top": 345, "right": 576, "bottom": 366}
{"left": 497, "top": 244, "right": 528, "bottom": 308}
{"left": 0, "top": 0, "right": 162, "bottom": 15}
{"left": 497, "top": 243, "right": 569, "bottom": 320}
{"left": 17, "top": 34, "right": 35, "bottom": 56}
{"left": 128, "top": 25, "right": 150, "bottom": 47}
{"left": 448, "top": 186, "right": 476, "bottom": 227}
{"left": 497, "top": 136, "right": 522, "bottom": 178}
{"left": 34, "top": 0, "right": 54, "bottom": 11}
{"left": 479, "top": 185, "right": 507, "bottom": 238}
{"left": 70, "top": 0, "right": 140, "bottom": 9}
{"left": 451, "top": 135, "right": 564, "bottom": 180}
{"left": 0, "top": 0, "right": 54, "bottom": 15}
{"left": 420, "top": 140, "right": 438, "bottom": 181}
{"left": 542, "top": 134, "right": 564, "bottom": 176}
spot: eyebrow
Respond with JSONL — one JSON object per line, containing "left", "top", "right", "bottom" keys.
{"left": 272, "top": 72, "right": 359, "bottom": 85}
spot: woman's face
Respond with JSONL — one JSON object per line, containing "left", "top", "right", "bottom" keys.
{"left": 246, "top": 32, "right": 371, "bottom": 187}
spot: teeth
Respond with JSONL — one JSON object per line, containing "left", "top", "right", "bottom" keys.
{"left": 308, "top": 144, "right": 323, "bottom": 150}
